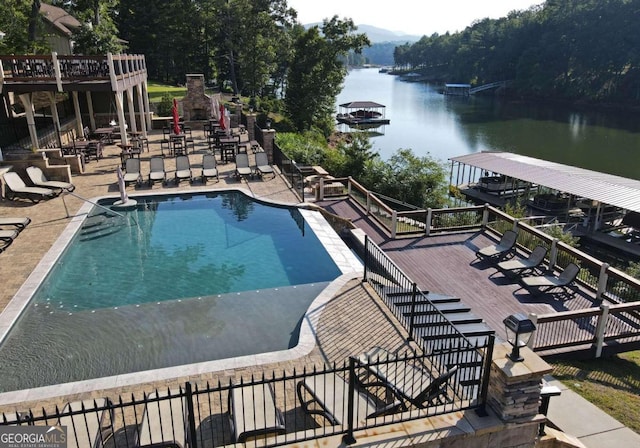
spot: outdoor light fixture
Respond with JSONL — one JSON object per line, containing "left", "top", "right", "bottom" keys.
{"left": 503, "top": 313, "right": 536, "bottom": 362}
{"left": 266, "top": 119, "right": 271, "bottom": 129}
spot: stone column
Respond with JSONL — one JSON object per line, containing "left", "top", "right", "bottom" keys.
{"left": 488, "top": 343, "right": 553, "bottom": 423}
{"left": 261, "top": 129, "right": 276, "bottom": 163}
{"left": 246, "top": 113, "right": 257, "bottom": 141}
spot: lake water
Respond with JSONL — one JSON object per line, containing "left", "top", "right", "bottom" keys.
{"left": 336, "top": 68, "right": 640, "bottom": 181}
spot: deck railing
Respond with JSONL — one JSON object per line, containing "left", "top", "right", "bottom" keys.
{"left": 1, "top": 350, "right": 482, "bottom": 448}
{"left": 313, "top": 177, "right": 640, "bottom": 357}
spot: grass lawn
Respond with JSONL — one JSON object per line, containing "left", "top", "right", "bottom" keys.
{"left": 550, "top": 351, "right": 640, "bottom": 434}
{"left": 147, "top": 81, "right": 187, "bottom": 103}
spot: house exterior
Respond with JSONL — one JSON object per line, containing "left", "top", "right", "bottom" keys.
{"left": 39, "top": 3, "right": 82, "bottom": 55}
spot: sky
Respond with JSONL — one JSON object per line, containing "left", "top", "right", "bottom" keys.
{"left": 286, "top": 0, "right": 543, "bottom": 36}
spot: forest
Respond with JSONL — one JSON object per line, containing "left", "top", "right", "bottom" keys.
{"left": 393, "top": 0, "right": 640, "bottom": 105}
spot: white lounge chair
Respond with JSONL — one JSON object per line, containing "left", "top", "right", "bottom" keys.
{"left": 0, "top": 217, "right": 31, "bottom": 231}
{"left": 137, "top": 389, "right": 188, "bottom": 448}
{"left": 235, "top": 153, "right": 252, "bottom": 180}
{"left": 475, "top": 230, "right": 518, "bottom": 262}
{"left": 123, "top": 158, "right": 142, "bottom": 186}
{"left": 0, "top": 229, "right": 19, "bottom": 253}
{"left": 58, "top": 398, "right": 112, "bottom": 448}
{"left": 255, "top": 152, "right": 275, "bottom": 179}
{"left": 175, "top": 155, "right": 193, "bottom": 184}
{"left": 229, "top": 383, "right": 286, "bottom": 442}
{"left": 520, "top": 262, "right": 581, "bottom": 295}
{"left": 201, "top": 154, "right": 219, "bottom": 183}
{"left": 2, "top": 171, "right": 57, "bottom": 203}
{"left": 148, "top": 157, "right": 167, "bottom": 186}
{"left": 26, "top": 166, "right": 75, "bottom": 192}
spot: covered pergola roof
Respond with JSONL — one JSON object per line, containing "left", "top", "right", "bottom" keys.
{"left": 450, "top": 151, "right": 640, "bottom": 214}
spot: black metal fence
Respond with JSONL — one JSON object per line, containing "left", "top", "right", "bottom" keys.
{"left": 1, "top": 347, "right": 485, "bottom": 448}
{"left": 272, "top": 141, "right": 307, "bottom": 201}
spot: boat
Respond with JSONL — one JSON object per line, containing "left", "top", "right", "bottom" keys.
{"left": 336, "top": 101, "right": 390, "bottom": 126}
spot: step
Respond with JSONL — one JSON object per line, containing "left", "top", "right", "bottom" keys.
{"left": 409, "top": 311, "right": 483, "bottom": 326}
{"left": 402, "top": 302, "right": 471, "bottom": 314}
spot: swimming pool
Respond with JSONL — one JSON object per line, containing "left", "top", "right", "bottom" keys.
{"left": 0, "top": 190, "right": 360, "bottom": 395}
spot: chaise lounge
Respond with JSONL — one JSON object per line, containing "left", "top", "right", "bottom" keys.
{"left": 137, "top": 389, "right": 188, "bottom": 448}
{"left": 496, "top": 245, "right": 547, "bottom": 277}
{"left": 0, "top": 217, "right": 31, "bottom": 231}
{"left": 229, "top": 383, "right": 286, "bottom": 442}
{"left": 58, "top": 398, "right": 113, "bottom": 448}
{"left": 2, "top": 171, "right": 57, "bottom": 203}
{"left": 0, "top": 229, "right": 19, "bottom": 253}
{"left": 26, "top": 166, "right": 75, "bottom": 192}
{"left": 475, "top": 230, "right": 518, "bottom": 262}
{"left": 520, "top": 262, "right": 581, "bottom": 295}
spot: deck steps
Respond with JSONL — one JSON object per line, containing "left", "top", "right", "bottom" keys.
{"left": 409, "top": 311, "right": 483, "bottom": 326}
{"left": 399, "top": 302, "right": 471, "bottom": 315}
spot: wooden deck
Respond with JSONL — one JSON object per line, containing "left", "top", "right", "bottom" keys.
{"left": 318, "top": 199, "right": 600, "bottom": 343}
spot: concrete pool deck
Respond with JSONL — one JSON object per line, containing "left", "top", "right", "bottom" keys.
{"left": 0, "top": 130, "right": 401, "bottom": 412}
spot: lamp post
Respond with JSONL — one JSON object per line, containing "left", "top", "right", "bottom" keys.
{"left": 265, "top": 119, "right": 271, "bottom": 129}
{"left": 503, "top": 313, "right": 536, "bottom": 362}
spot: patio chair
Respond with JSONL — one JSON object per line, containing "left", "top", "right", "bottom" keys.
{"left": 255, "top": 152, "right": 275, "bottom": 179}
{"left": 2, "top": 171, "right": 58, "bottom": 203}
{"left": 123, "top": 158, "right": 142, "bottom": 186}
{"left": 357, "top": 346, "right": 459, "bottom": 410}
{"left": 175, "top": 155, "right": 193, "bottom": 184}
{"left": 496, "top": 245, "right": 547, "bottom": 277}
{"left": 201, "top": 154, "right": 219, "bottom": 184}
{"left": 229, "top": 383, "right": 286, "bottom": 442}
{"left": 475, "top": 230, "right": 518, "bottom": 262}
{"left": 0, "top": 217, "right": 31, "bottom": 232}
{"left": 297, "top": 372, "right": 401, "bottom": 426}
{"left": 235, "top": 153, "right": 252, "bottom": 180}
{"left": 58, "top": 398, "right": 113, "bottom": 448}
{"left": 26, "top": 166, "right": 76, "bottom": 192}
{"left": 148, "top": 156, "right": 167, "bottom": 186}
{"left": 0, "top": 229, "right": 19, "bottom": 253}
{"left": 137, "top": 389, "right": 188, "bottom": 448}
{"left": 520, "top": 262, "right": 581, "bottom": 295}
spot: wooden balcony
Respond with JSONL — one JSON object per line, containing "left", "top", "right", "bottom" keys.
{"left": 0, "top": 53, "right": 147, "bottom": 93}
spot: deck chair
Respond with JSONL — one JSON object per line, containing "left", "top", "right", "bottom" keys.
{"left": 137, "top": 389, "right": 188, "bottom": 448}
{"left": 0, "top": 229, "right": 19, "bottom": 253}
{"left": 297, "top": 372, "right": 401, "bottom": 426}
{"left": 475, "top": 230, "right": 518, "bottom": 262}
{"left": 58, "top": 398, "right": 113, "bottom": 448}
{"left": 229, "top": 383, "right": 286, "bottom": 442}
{"left": 148, "top": 156, "right": 167, "bottom": 186}
{"left": 201, "top": 154, "right": 219, "bottom": 183}
{"left": 174, "top": 155, "right": 193, "bottom": 184}
{"left": 497, "top": 245, "right": 547, "bottom": 276}
{"left": 26, "top": 166, "right": 75, "bottom": 192}
{"left": 0, "top": 217, "right": 31, "bottom": 231}
{"left": 254, "top": 152, "right": 275, "bottom": 179}
{"left": 123, "top": 158, "right": 142, "bottom": 186}
{"left": 357, "top": 346, "right": 458, "bottom": 409}
{"left": 2, "top": 171, "right": 57, "bottom": 203}
{"left": 520, "top": 262, "right": 581, "bottom": 295}
{"left": 235, "top": 153, "right": 252, "bottom": 180}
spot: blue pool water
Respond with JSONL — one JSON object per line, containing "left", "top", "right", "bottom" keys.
{"left": 0, "top": 191, "right": 342, "bottom": 392}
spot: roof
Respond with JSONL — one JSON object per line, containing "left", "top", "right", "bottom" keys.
{"left": 40, "top": 3, "right": 81, "bottom": 37}
{"left": 449, "top": 151, "right": 640, "bottom": 213}
{"left": 339, "top": 101, "right": 385, "bottom": 109}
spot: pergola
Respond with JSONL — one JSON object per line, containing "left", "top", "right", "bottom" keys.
{"left": 0, "top": 52, "right": 151, "bottom": 148}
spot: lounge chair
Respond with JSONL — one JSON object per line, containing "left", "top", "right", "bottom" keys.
{"left": 497, "top": 245, "right": 547, "bottom": 276}
{"left": 235, "top": 153, "right": 252, "bottom": 180}
{"left": 297, "top": 372, "right": 400, "bottom": 426}
{"left": 0, "top": 229, "right": 19, "bottom": 253}
{"left": 2, "top": 171, "right": 57, "bottom": 203}
{"left": 175, "top": 155, "right": 193, "bottom": 184}
{"left": 123, "top": 158, "right": 142, "bottom": 186}
{"left": 58, "top": 398, "right": 113, "bottom": 448}
{"left": 0, "top": 217, "right": 31, "bottom": 231}
{"left": 148, "top": 156, "right": 167, "bottom": 186}
{"left": 520, "top": 262, "right": 581, "bottom": 295}
{"left": 255, "top": 152, "right": 275, "bottom": 179}
{"left": 26, "top": 166, "right": 75, "bottom": 192}
{"left": 201, "top": 154, "right": 219, "bottom": 183}
{"left": 137, "top": 389, "right": 188, "bottom": 448}
{"left": 229, "top": 383, "right": 286, "bottom": 442}
{"left": 357, "top": 346, "right": 458, "bottom": 409}
{"left": 475, "top": 230, "right": 518, "bottom": 262}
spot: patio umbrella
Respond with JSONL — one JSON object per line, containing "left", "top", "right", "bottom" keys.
{"left": 211, "top": 96, "right": 219, "bottom": 120}
{"left": 172, "top": 98, "right": 181, "bottom": 135}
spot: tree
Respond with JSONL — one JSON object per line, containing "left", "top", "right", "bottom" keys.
{"left": 0, "top": 0, "right": 49, "bottom": 54}
{"left": 285, "top": 16, "right": 369, "bottom": 134}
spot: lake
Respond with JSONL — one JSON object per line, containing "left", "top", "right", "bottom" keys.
{"left": 336, "top": 68, "right": 640, "bottom": 181}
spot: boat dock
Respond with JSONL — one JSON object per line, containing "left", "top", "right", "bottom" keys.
{"left": 336, "top": 101, "right": 390, "bottom": 126}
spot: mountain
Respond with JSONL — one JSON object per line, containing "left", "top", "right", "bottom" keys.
{"left": 302, "top": 23, "right": 421, "bottom": 44}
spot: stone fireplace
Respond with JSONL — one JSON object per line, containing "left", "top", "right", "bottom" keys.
{"left": 182, "top": 74, "right": 218, "bottom": 121}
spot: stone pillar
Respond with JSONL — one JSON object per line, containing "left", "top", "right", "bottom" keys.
{"left": 488, "top": 343, "right": 553, "bottom": 423}
{"left": 246, "top": 113, "right": 257, "bottom": 141}
{"left": 261, "top": 129, "right": 276, "bottom": 163}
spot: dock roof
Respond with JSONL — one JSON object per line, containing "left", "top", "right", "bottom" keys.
{"left": 338, "top": 101, "right": 385, "bottom": 109}
{"left": 450, "top": 151, "right": 640, "bottom": 213}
